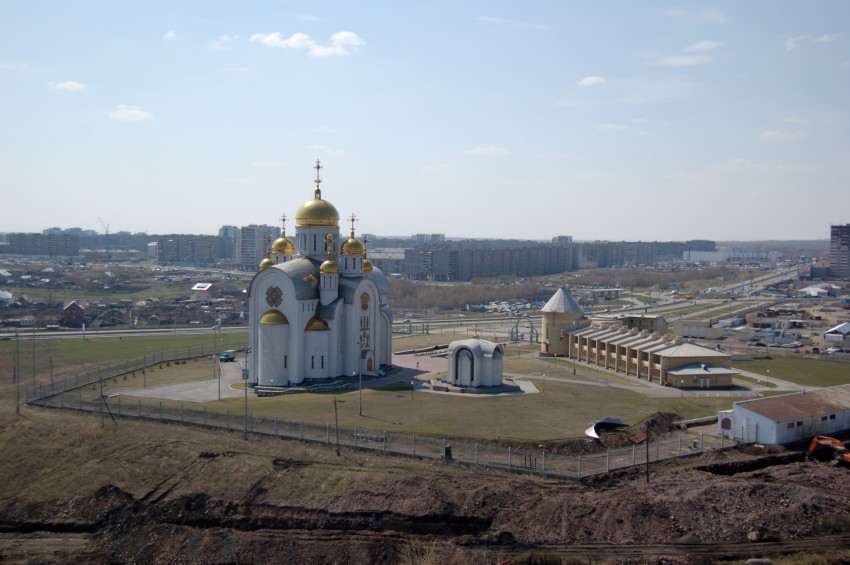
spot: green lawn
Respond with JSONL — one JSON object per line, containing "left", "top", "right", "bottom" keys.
{"left": 734, "top": 358, "right": 850, "bottom": 388}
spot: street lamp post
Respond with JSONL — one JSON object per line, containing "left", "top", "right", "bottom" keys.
{"left": 244, "top": 348, "right": 250, "bottom": 441}
{"left": 358, "top": 366, "right": 363, "bottom": 416}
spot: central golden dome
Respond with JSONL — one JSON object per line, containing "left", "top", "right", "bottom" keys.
{"left": 297, "top": 161, "right": 339, "bottom": 228}
{"left": 296, "top": 189, "right": 339, "bottom": 228}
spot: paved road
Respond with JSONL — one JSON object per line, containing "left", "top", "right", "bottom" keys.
{"left": 116, "top": 358, "right": 246, "bottom": 402}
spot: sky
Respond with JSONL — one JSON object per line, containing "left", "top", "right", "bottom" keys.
{"left": 1, "top": 1, "right": 849, "bottom": 242}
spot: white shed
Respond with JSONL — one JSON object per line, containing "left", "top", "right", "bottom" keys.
{"left": 446, "top": 339, "right": 504, "bottom": 388}
{"left": 718, "top": 384, "right": 850, "bottom": 444}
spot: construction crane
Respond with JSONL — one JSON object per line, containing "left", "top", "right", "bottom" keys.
{"left": 98, "top": 217, "right": 111, "bottom": 260}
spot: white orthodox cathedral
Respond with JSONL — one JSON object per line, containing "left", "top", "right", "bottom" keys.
{"left": 247, "top": 161, "right": 393, "bottom": 389}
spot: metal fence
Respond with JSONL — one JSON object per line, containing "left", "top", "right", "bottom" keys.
{"left": 29, "top": 371, "right": 736, "bottom": 481}
{"left": 25, "top": 340, "right": 245, "bottom": 404}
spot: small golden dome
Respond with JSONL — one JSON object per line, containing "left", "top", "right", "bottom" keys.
{"left": 363, "top": 258, "right": 373, "bottom": 273}
{"left": 341, "top": 236, "right": 364, "bottom": 256}
{"left": 320, "top": 259, "right": 339, "bottom": 275}
{"left": 305, "top": 316, "right": 330, "bottom": 331}
{"left": 259, "top": 310, "right": 289, "bottom": 325}
{"left": 259, "top": 257, "right": 275, "bottom": 270}
{"left": 272, "top": 236, "right": 295, "bottom": 256}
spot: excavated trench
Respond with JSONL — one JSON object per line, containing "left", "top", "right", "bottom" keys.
{"left": 696, "top": 453, "right": 805, "bottom": 476}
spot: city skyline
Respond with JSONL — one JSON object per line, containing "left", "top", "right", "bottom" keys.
{"left": 2, "top": 2, "right": 848, "bottom": 241}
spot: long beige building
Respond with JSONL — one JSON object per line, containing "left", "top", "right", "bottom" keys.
{"left": 567, "top": 322, "right": 736, "bottom": 389}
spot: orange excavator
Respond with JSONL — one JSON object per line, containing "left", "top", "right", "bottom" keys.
{"left": 807, "top": 436, "right": 850, "bottom": 465}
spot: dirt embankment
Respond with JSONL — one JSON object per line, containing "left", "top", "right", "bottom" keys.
{"left": 2, "top": 410, "right": 850, "bottom": 564}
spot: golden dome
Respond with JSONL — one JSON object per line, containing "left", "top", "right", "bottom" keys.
{"left": 259, "top": 310, "right": 289, "bottom": 325}
{"left": 305, "top": 316, "right": 330, "bottom": 331}
{"left": 259, "top": 257, "right": 275, "bottom": 270}
{"left": 320, "top": 259, "right": 339, "bottom": 275}
{"left": 296, "top": 193, "right": 339, "bottom": 228}
{"left": 272, "top": 236, "right": 295, "bottom": 256}
{"left": 296, "top": 160, "right": 338, "bottom": 227}
{"left": 341, "top": 236, "right": 364, "bottom": 256}
{"left": 363, "top": 258, "right": 373, "bottom": 273}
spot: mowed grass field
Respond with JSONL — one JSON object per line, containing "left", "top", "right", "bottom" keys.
{"left": 12, "top": 330, "right": 846, "bottom": 442}
{"left": 87, "top": 332, "right": 734, "bottom": 442}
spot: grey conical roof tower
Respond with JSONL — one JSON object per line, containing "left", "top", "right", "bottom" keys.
{"left": 541, "top": 285, "right": 583, "bottom": 314}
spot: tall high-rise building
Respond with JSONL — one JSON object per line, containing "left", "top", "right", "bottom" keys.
{"left": 830, "top": 224, "right": 850, "bottom": 280}
{"left": 236, "top": 224, "right": 278, "bottom": 271}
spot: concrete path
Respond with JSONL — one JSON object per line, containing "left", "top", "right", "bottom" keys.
{"left": 115, "top": 359, "right": 246, "bottom": 402}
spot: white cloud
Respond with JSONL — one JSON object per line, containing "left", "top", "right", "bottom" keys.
{"left": 784, "top": 34, "right": 839, "bottom": 51}
{"left": 758, "top": 130, "right": 809, "bottom": 142}
{"left": 462, "top": 146, "right": 509, "bottom": 156}
{"left": 814, "top": 34, "right": 840, "bottom": 44}
{"left": 109, "top": 105, "right": 153, "bottom": 122}
{"left": 49, "top": 80, "right": 87, "bottom": 91}
{"left": 164, "top": 29, "right": 176, "bottom": 40}
{"left": 308, "top": 143, "right": 345, "bottom": 156}
{"left": 659, "top": 55, "right": 711, "bottom": 67}
{"left": 250, "top": 31, "right": 364, "bottom": 57}
{"left": 684, "top": 40, "right": 722, "bottom": 52}
{"left": 664, "top": 9, "right": 725, "bottom": 25}
{"left": 784, "top": 35, "right": 807, "bottom": 50}
{"left": 209, "top": 35, "right": 239, "bottom": 51}
{"left": 475, "top": 16, "right": 545, "bottom": 30}
{"left": 577, "top": 76, "right": 605, "bottom": 87}
{"left": 591, "top": 123, "right": 627, "bottom": 131}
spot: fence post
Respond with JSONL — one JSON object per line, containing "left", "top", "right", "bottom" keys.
{"left": 542, "top": 450, "right": 546, "bottom": 474}
{"left": 606, "top": 449, "right": 610, "bottom": 472}
{"left": 508, "top": 446, "right": 512, "bottom": 471}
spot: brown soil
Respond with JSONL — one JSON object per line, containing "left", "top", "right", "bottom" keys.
{"left": 1, "top": 408, "right": 850, "bottom": 564}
